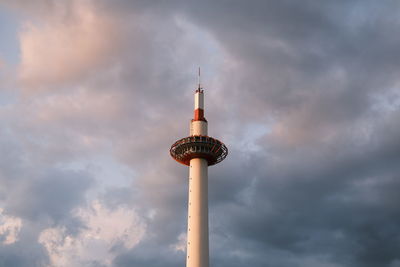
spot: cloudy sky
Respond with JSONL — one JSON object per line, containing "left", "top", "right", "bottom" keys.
{"left": 0, "top": 0, "right": 400, "bottom": 266}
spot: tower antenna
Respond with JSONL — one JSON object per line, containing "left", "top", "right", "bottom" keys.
{"left": 198, "top": 67, "right": 202, "bottom": 91}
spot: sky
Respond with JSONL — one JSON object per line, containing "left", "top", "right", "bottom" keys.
{"left": 0, "top": 0, "right": 400, "bottom": 266}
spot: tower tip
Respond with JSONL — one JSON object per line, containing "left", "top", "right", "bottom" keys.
{"left": 197, "top": 67, "right": 203, "bottom": 92}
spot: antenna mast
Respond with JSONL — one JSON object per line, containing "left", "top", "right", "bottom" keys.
{"left": 198, "top": 67, "right": 202, "bottom": 91}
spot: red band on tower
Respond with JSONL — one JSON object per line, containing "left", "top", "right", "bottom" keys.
{"left": 194, "top": 109, "right": 206, "bottom": 121}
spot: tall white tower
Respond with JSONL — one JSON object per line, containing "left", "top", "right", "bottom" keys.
{"left": 170, "top": 74, "right": 228, "bottom": 267}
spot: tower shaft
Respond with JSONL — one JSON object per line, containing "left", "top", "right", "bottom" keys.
{"left": 187, "top": 158, "right": 209, "bottom": 267}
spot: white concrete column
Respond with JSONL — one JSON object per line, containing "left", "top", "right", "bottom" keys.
{"left": 186, "top": 158, "right": 209, "bottom": 267}
{"left": 190, "top": 121, "right": 208, "bottom": 136}
{"left": 194, "top": 91, "right": 204, "bottom": 110}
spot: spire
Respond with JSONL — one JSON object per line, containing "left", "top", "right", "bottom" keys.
{"left": 197, "top": 67, "right": 203, "bottom": 92}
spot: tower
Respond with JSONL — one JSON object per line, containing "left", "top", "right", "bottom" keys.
{"left": 170, "top": 72, "right": 228, "bottom": 267}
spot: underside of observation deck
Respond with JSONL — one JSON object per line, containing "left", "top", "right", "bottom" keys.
{"left": 170, "top": 135, "right": 228, "bottom": 166}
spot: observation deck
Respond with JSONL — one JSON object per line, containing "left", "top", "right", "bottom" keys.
{"left": 170, "top": 135, "right": 228, "bottom": 166}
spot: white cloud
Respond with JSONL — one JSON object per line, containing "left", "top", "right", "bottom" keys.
{"left": 38, "top": 201, "right": 146, "bottom": 267}
{"left": 170, "top": 232, "right": 186, "bottom": 252}
{"left": 0, "top": 208, "right": 22, "bottom": 245}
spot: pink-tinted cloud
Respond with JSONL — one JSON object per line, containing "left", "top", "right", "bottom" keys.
{"left": 18, "top": 0, "right": 123, "bottom": 90}
{"left": 0, "top": 209, "right": 22, "bottom": 245}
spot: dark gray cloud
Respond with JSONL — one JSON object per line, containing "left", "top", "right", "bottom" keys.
{"left": 113, "top": 240, "right": 183, "bottom": 267}
{"left": 6, "top": 169, "right": 93, "bottom": 222}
